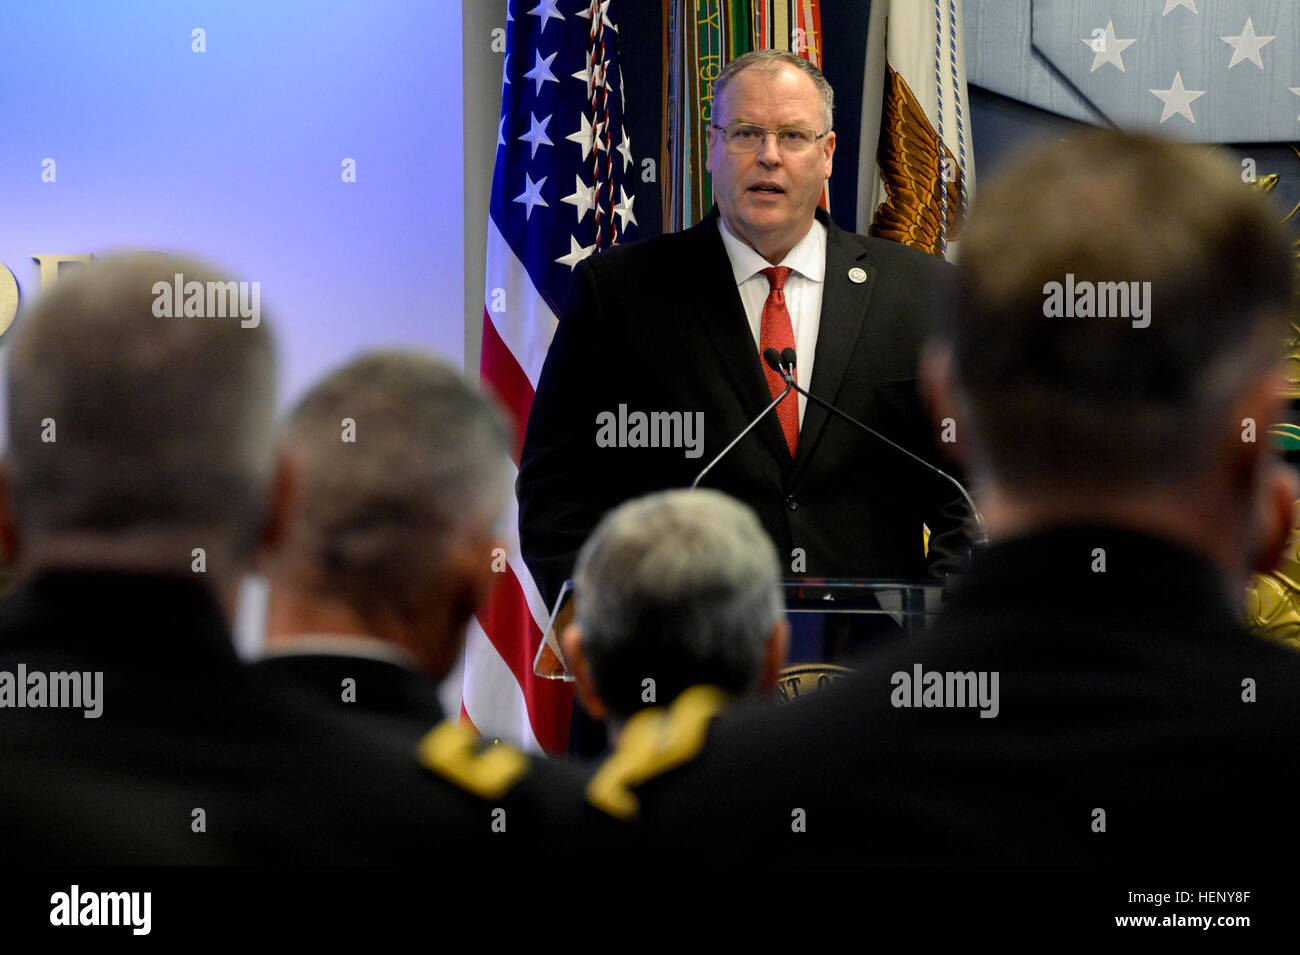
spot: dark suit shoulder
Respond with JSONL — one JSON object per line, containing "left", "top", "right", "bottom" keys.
{"left": 578, "top": 218, "right": 717, "bottom": 283}
{"left": 835, "top": 226, "right": 953, "bottom": 278}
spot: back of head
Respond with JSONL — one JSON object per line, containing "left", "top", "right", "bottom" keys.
{"left": 572, "top": 488, "right": 784, "bottom": 720}
{"left": 275, "top": 350, "right": 512, "bottom": 635}
{"left": 945, "top": 129, "right": 1295, "bottom": 496}
{"left": 5, "top": 252, "right": 276, "bottom": 573}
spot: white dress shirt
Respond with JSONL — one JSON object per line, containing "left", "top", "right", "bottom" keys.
{"left": 716, "top": 216, "right": 826, "bottom": 428}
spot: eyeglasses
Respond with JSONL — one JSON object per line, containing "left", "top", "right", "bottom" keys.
{"left": 710, "top": 122, "right": 829, "bottom": 154}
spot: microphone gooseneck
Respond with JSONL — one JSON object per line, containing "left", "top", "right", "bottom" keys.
{"left": 768, "top": 348, "right": 986, "bottom": 543}
{"left": 692, "top": 352, "right": 795, "bottom": 490}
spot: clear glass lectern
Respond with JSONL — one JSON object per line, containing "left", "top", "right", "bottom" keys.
{"left": 534, "top": 578, "right": 947, "bottom": 700}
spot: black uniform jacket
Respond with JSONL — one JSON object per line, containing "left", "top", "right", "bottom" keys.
{"left": 252, "top": 647, "right": 447, "bottom": 744}
{"left": 0, "top": 572, "right": 602, "bottom": 863}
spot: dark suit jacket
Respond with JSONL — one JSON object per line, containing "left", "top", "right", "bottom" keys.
{"left": 606, "top": 526, "right": 1300, "bottom": 864}
{"left": 0, "top": 572, "right": 597, "bottom": 864}
{"left": 519, "top": 207, "right": 965, "bottom": 609}
{"left": 251, "top": 649, "right": 446, "bottom": 745}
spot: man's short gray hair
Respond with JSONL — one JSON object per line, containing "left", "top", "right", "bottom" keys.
{"left": 572, "top": 488, "right": 784, "bottom": 719}
{"left": 5, "top": 252, "right": 276, "bottom": 559}
{"left": 714, "top": 49, "right": 834, "bottom": 132}
{"left": 280, "top": 350, "right": 512, "bottom": 625}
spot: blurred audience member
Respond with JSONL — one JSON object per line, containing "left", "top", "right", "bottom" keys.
{"left": 254, "top": 350, "right": 510, "bottom": 743}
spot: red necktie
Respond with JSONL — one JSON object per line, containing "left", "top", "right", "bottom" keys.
{"left": 759, "top": 266, "right": 798, "bottom": 457}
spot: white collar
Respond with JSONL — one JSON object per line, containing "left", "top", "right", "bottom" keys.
{"left": 259, "top": 632, "right": 421, "bottom": 669}
{"left": 717, "top": 215, "right": 827, "bottom": 286}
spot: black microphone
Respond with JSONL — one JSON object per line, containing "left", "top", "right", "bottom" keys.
{"left": 780, "top": 347, "right": 797, "bottom": 376}
{"left": 766, "top": 348, "right": 986, "bottom": 542}
{"left": 690, "top": 350, "right": 796, "bottom": 489}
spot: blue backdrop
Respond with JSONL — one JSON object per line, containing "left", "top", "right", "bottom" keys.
{"left": 0, "top": 0, "right": 463, "bottom": 413}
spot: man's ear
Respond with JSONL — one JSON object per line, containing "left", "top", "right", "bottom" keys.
{"left": 705, "top": 124, "right": 718, "bottom": 175}
{"left": 822, "top": 129, "right": 836, "bottom": 181}
{"left": 919, "top": 341, "right": 967, "bottom": 469}
{"left": 1234, "top": 368, "right": 1296, "bottom": 577}
{"left": 1251, "top": 461, "right": 1299, "bottom": 578}
{"left": 254, "top": 448, "right": 298, "bottom": 571}
{"left": 424, "top": 531, "right": 501, "bottom": 682}
{"left": 0, "top": 464, "right": 21, "bottom": 564}
{"left": 442, "top": 529, "right": 503, "bottom": 626}
{"left": 758, "top": 617, "right": 790, "bottom": 694}
{"left": 1232, "top": 368, "right": 1289, "bottom": 491}
{"left": 561, "top": 624, "right": 607, "bottom": 722}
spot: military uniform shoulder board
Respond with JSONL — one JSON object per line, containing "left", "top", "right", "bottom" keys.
{"left": 586, "top": 684, "right": 728, "bottom": 821}
{"left": 417, "top": 720, "right": 531, "bottom": 800}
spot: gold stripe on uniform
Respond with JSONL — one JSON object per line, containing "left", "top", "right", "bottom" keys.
{"left": 586, "top": 684, "right": 728, "bottom": 820}
{"left": 417, "top": 720, "right": 530, "bottom": 800}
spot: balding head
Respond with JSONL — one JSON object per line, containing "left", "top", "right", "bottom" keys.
{"left": 3, "top": 252, "right": 277, "bottom": 583}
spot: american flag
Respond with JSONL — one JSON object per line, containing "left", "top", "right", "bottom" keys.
{"left": 464, "top": 0, "right": 639, "bottom": 754}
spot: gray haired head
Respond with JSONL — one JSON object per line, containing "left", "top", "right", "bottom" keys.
{"left": 278, "top": 349, "right": 512, "bottom": 626}
{"left": 4, "top": 252, "right": 277, "bottom": 569}
{"left": 714, "top": 49, "right": 834, "bottom": 132}
{"left": 572, "top": 488, "right": 784, "bottom": 719}
{"left": 943, "top": 128, "right": 1296, "bottom": 494}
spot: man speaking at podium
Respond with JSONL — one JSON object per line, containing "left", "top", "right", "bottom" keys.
{"left": 519, "top": 50, "right": 967, "bottom": 611}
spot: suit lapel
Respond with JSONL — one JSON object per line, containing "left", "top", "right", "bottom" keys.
{"left": 790, "top": 212, "right": 876, "bottom": 481}
{"left": 689, "top": 209, "right": 794, "bottom": 465}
